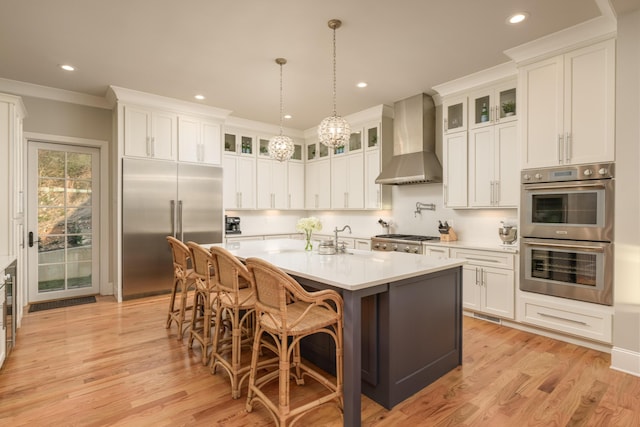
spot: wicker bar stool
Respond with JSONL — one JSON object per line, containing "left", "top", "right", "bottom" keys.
{"left": 209, "top": 246, "right": 264, "bottom": 399}
{"left": 186, "top": 242, "right": 218, "bottom": 365}
{"left": 245, "top": 257, "right": 344, "bottom": 427}
{"left": 165, "top": 236, "right": 196, "bottom": 339}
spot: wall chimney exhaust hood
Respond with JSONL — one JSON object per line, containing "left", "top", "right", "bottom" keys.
{"left": 375, "top": 93, "right": 442, "bottom": 185}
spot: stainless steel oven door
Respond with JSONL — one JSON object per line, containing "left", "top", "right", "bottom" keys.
{"left": 521, "top": 178, "right": 613, "bottom": 242}
{"left": 520, "top": 238, "right": 613, "bottom": 305}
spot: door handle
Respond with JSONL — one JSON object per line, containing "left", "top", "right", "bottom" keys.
{"left": 178, "top": 200, "right": 184, "bottom": 241}
{"left": 28, "top": 231, "right": 41, "bottom": 248}
{"left": 170, "top": 200, "right": 176, "bottom": 237}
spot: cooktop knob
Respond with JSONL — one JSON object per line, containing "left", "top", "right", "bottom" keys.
{"left": 523, "top": 174, "right": 531, "bottom": 181}
{"left": 404, "top": 247, "right": 410, "bottom": 252}
{"left": 534, "top": 173, "right": 543, "bottom": 180}
{"left": 374, "top": 243, "right": 380, "bottom": 249}
{"left": 584, "top": 169, "right": 593, "bottom": 176}
{"left": 392, "top": 244, "right": 398, "bottom": 251}
{"left": 382, "top": 244, "right": 387, "bottom": 250}
{"left": 598, "top": 167, "right": 608, "bottom": 176}
{"left": 412, "top": 248, "right": 419, "bottom": 254}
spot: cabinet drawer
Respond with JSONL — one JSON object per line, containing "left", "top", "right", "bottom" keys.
{"left": 424, "top": 245, "right": 449, "bottom": 259}
{"left": 450, "top": 248, "right": 514, "bottom": 269}
{"left": 518, "top": 296, "right": 612, "bottom": 343}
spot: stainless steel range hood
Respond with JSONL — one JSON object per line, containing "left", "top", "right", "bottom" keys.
{"left": 375, "top": 93, "right": 442, "bottom": 185}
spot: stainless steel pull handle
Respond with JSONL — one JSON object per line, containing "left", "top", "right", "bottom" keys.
{"left": 526, "top": 241, "right": 605, "bottom": 252}
{"left": 538, "top": 312, "right": 588, "bottom": 326}
{"left": 344, "top": 192, "right": 348, "bottom": 208}
{"left": 523, "top": 182, "right": 606, "bottom": 191}
{"left": 170, "top": 200, "right": 176, "bottom": 237}
{"left": 178, "top": 200, "right": 183, "bottom": 241}
{"left": 495, "top": 181, "right": 500, "bottom": 205}
{"left": 146, "top": 137, "right": 151, "bottom": 157}
{"left": 557, "top": 134, "right": 563, "bottom": 164}
{"left": 565, "top": 132, "right": 571, "bottom": 162}
{"left": 475, "top": 267, "right": 480, "bottom": 285}
{"left": 443, "top": 184, "right": 448, "bottom": 206}
{"left": 151, "top": 137, "right": 156, "bottom": 158}
{"left": 444, "top": 118, "right": 448, "bottom": 132}
{"left": 466, "top": 257, "right": 500, "bottom": 263}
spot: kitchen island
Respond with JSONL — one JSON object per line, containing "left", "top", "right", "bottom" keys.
{"left": 206, "top": 239, "right": 465, "bottom": 427}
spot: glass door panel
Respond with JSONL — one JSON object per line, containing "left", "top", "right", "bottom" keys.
{"left": 224, "top": 133, "right": 236, "bottom": 153}
{"left": 28, "top": 142, "right": 100, "bottom": 302}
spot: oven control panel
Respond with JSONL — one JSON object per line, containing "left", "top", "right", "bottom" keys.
{"left": 522, "top": 162, "right": 614, "bottom": 183}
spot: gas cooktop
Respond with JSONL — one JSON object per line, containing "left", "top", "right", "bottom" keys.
{"left": 374, "top": 234, "right": 441, "bottom": 242}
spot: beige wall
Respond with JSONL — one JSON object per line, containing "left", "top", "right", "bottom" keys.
{"left": 613, "top": 8, "right": 640, "bottom": 356}
{"left": 21, "top": 96, "right": 112, "bottom": 142}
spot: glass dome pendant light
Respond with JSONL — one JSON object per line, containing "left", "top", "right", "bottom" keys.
{"left": 268, "top": 57, "right": 295, "bottom": 162}
{"left": 318, "top": 19, "right": 351, "bottom": 149}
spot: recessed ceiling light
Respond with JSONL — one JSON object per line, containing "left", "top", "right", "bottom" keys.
{"left": 507, "top": 12, "right": 528, "bottom": 24}
{"left": 284, "top": 114, "right": 292, "bottom": 119}
{"left": 194, "top": 94, "right": 205, "bottom": 100}
{"left": 60, "top": 64, "right": 75, "bottom": 71}
{"left": 356, "top": 82, "right": 368, "bottom": 88}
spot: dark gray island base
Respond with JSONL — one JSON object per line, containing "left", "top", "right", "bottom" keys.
{"left": 296, "top": 266, "right": 463, "bottom": 417}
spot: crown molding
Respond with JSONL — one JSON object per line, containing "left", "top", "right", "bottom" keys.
{"left": 432, "top": 62, "right": 517, "bottom": 99}
{"left": 108, "top": 86, "right": 232, "bottom": 121}
{"left": 0, "top": 77, "right": 111, "bottom": 109}
{"left": 504, "top": 0, "right": 617, "bottom": 65}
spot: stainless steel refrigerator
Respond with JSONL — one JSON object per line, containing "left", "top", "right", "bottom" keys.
{"left": 122, "top": 158, "right": 223, "bottom": 299}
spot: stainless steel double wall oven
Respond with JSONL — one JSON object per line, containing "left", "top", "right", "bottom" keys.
{"left": 520, "top": 163, "right": 614, "bottom": 305}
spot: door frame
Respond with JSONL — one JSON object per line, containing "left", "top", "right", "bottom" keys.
{"left": 24, "top": 133, "right": 110, "bottom": 301}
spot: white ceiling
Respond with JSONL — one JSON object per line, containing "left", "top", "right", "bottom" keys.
{"left": 0, "top": 0, "right": 636, "bottom": 130}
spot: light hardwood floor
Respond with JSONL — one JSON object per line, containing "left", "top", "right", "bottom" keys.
{"left": 1, "top": 294, "right": 639, "bottom": 426}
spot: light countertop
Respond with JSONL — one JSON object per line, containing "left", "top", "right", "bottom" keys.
{"left": 204, "top": 239, "right": 465, "bottom": 292}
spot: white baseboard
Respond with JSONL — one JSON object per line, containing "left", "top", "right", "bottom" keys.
{"left": 611, "top": 347, "right": 640, "bottom": 377}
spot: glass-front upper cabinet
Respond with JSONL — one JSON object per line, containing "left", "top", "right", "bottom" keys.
{"left": 442, "top": 95, "right": 467, "bottom": 134}
{"left": 224, "top": 132, "right": 255, "bottom": 155}
{"left": 366, "top": 124, "right": 379, "bottom": 150}
{"left": 469, "top": 80, "right": 517, "bottom": 129}
{"left": 259, "top": 137, "right": 303, "bottom": 161}
{"left": 306, "top": 139, "right": 329, "bottom": 162}
{"left": 334, "top": 129, "right": 362, "bottom": 155}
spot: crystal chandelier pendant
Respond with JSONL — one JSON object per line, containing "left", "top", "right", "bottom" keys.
{"left": 318, "top": 114, "right": 351, "bottom": 148}
{"left": 318, "top": 19, "right": 350, "bottom": 149}
{"left": 268, "top": 134, "right": 295, "bottom": 162}
{"left": 268, "top": 57, "right": 295, "bottom": 162}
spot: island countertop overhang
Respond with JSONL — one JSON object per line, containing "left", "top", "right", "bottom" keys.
{"left": 204, "top": 238, "right": 466, "bottom": 291}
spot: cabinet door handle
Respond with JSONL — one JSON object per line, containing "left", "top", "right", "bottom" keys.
{"left": 475, "top": 267, "right": 480, "bottom": 285}
{"left": 444, "top": 118, "right": 448, "bottom": 132}
{"left": 565, "top": 132, "right": 571, "bottom": 162}
{"left": 490, "top": 181, "right": 494, "bottom": 205}
{"left": 288, "top": 194, "right": 291, "bottom": 209}
{"left": 146, "top": 137, "right": 151, "bottom": 157}
{"left": 557, "top": 134, "right": 563, "bottom": 164}
{"left": 443, "top": 184, "right": 448, "bottom": 206}
{"left": 495, "top": 181, "right": 500, "bottom": 205}
{"left": 344, "top": 192, "right": 348, "bottom": 208}
{"left": 538, "top": 312, "right": 588, "bottom": 326}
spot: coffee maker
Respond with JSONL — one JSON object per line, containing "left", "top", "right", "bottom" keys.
{"left": 225, "top": 216, "right": 241, "bottom": 234}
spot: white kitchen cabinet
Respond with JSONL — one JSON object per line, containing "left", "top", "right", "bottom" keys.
{"left": 222, "top": 155, "right": 255, "bottom": 209}
{"left": 423, "top": 245, "right": 449, "bottom": 259}
{"left": 178, "top": 115, "right": 222, "bottom": 165}
{"left": 468, "top": 80, "right": 517, "bottom": 130}
{"left": 224, "top": 131, "right": 255, "bottom": 156}
{"left": 256, "top": 158, "right": 287, "bottom": 209}
{"left": 443, "top": 132, "right": 468, "bottom": 208}
{"left": 363, "top": 120, "right": 392, "bottom": 210}
{"left": 355, "top": 239, "right": 371, "bottom": 251}
{"left": 452, "top": 248, "right": 515, "bottom": 320}
{"left": 468, "top": 121, "right": 518, "bottom": 207}
{"left": 124, "top": 105, "right": 177, "bottom": 160}
{"left": 517, "top": 292, "right": 613, "bottom": 343}
{"left": 331, "top": 153, "right": 364, "bottom": 209}
{"left": 305, "top": 159, "right": 331, "bottom": 209}
{"left": 287, "top": 162, "right": 305, "bottom": 210}
{"left": 257, "top": 137, "right": 304, "bottom": 162}
{"left": 520, "top": 38, "right": 615, "bottom": 168}
{"left": 305, "top": 138, "right": 330, "bottom": 162}
{"left": 442, "top": 95, "right": 467, "bottom": 134}
{"left": 1, "top": 94, "right": 26, "bottom": 257}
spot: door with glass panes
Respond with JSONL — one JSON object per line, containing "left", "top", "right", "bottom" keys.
{"left": 27, "top": 142, "right": 100, "bottom": 302}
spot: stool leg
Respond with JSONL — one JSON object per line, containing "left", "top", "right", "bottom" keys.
{"left": 245, "top": 326, "right": 263, "bottom": 411}
{"left": 166, "top": 275, "right": 179, "bottom": 329}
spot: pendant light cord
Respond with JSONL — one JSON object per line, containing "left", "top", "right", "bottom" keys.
{"left": 279, "top": 60, "right": 284, "bottom": 135}
{"left": 332, "top": 25, "right": 337, "bottom": 116}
